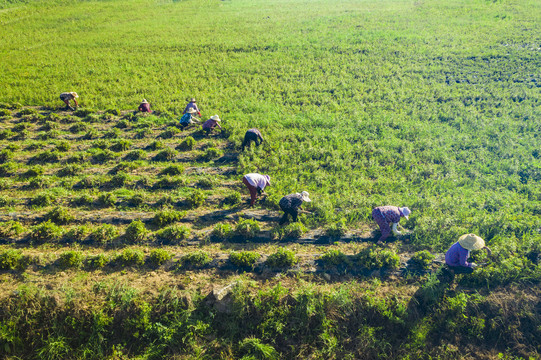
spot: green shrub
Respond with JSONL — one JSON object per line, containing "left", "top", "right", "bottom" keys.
{"left": 210, "top": 223, "right": 234, "bottom": 241}
{"left": 158, "top": 128, "right": 180, "bottom": 139}
{"left": 408, "top": 250, "right": 435, "bottom": 270}
{"left": 238, "top": 337, "right": 279, "bottom": 360}
{"left": 235, "top": 218, "right": 260, "bottom": 240}
{"left": 135, "top": 128, "right": 152, "bottom": 139}
{"left": 148, "top": 249, "right": 174, "bottom": 267}
{"left": 55, "top": 141, "right": 71, "bottom": 152}
{"left": 0, "top": 162, "right": 18, "bottom": 177}
{"left": 155, "top": 225, "right": 191, "bottom": 244}
{"left": 126, "top": 193, "right": 145, "bottom": 208}
{"left": 124, "top": 150, "right": 147, "bottom": 161}
{"left": 109, "top": 161, "right": 140, "bottom": 174}
{"left": 82, "top": 129, "right": 97, "bottom": 139}
{"left": 108, "top": 172, "right": 129, "bottom": 188}
{"left": 176, "top": 136, "right": 196, "bottom": 151}
{"left": 109, "top": 139, "right": 132, "bottom": 152}
{"left": 91, "top": 149, "right": 117, "bottom": 163}
{"left": 152, "top": 209, "right": 185, "bottom": 227}
{"left": 103, "top": 128, "right": 121, "bottom": 139}
{"left": 57, "top": 164, "right": 82, "bottom": 177}
{"left": 272, "top": 222, "right": 307, "bottom": 240}
{"left": 198, "top": 147, "right": 223, "bottom": 162}
{"left": 87, "top": 254, "right": 108, "bottom": 269}
{"left": 320, "top": 249, "right": 351, "bottom": 267}
{"left": 0, "top": 149, "right": 13, "bottom": 163}
{"left": 159, "top": 164, "right": 185, "bottom": 176}
{"left": 265, "top": 248, "right": 298, "bottom": 268}
{"left": 0, "top": 220, "right": 26, "bottom": 238}
{"left": 26, "top": 176, "right": 51, "bottom": 190}
{"left": 75, "top": 176, "right": 99, "bottom": 189}
{"left": 147, "top": 140, "right": 165, "bottom": 151}
{"left": 30, "top": 220, "right": 63, "bottom": 244}
{"left": 153, "top": 147, "right": 178, "bottom": 161}
{"left": 69, "top": 122, "right": 87, "bottom": 133}
{"left": 30, "top": 192, "right": 55, "bottom": 207}
{"left": 153, "top": 176, "right": 185, "bottom": 190}
{"left": 21, "top": 166, "right": 44, "bottom": 178}
{"left": 115, "top": 119, "right": 130, "bottom": 129}
{"left": 186, "top": 189, "right": 206, "bottom": 209}
{"left": 115, "top": 249, "right": 145, "bottom": 267}
{"left": 36, "top": 130, "right": 60, "bottom": 140}
{"left": 44, "top": 206, "right": 74, "bottom": 225}
{"left": 0, "top": 249, "right": 31, "bottom": 271}
{"left": 64, "top": 225, "right": 91, "bottom": 243}
{"left": 105, "top": 108, "right": 121, "bottom": 116}
{"left": 18, "top": 108, "right": 38, "bottom": 116}
{"left": 74, "top": 109, "right": 93, "bottom": 117}
{"left": 30, "top": 150, "right": 61, "bottom": 164}
{"left": 354, "top": 247, "right": 401, "bottom": 270}
{"left": 124, "top": 220, "right": 149, "bottom": 244}
{"left": 222, "top": 192, "right": 242, "bottom": 206}
{"left": 325, "top": 218, "right": 348, "bottom": 239}
{"left": 97, "top": 193, "right": 117, "bottom": 207}
{"left": 196, "top": 178, "right": 214, "bottom": 189}
{"left": 65, "top": 153, "right": 86, "bottom": 164}
{"left": 230, "top": 251, "right": 261, "bottom": 269}
{"left": 57, "top": 251, "right": 84, "bottom": 269}
{"left": 181, "top": 251, "right": 212, "bottom": 269}
{"left": 91, "top": 224, "right": 119, "bottom": 245}
{"left": 40, "top": 121, "right": 58, "bottom": 131}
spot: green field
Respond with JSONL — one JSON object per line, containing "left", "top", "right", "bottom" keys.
{"left": 0, "top": 0, "right": 541, "bottom": 358}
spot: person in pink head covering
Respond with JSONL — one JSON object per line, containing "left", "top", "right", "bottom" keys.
{"left": 372, "top": 205, "right": 411, "bottom": 245}
{"left": 242, "top": 173, "right": 270, "bottom": 207}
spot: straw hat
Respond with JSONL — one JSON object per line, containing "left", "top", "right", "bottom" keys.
{"left": 264, "top": 175, "right": 270, "bottom": 185}
{"left": 300, "top": 191, "right": 311, "bottom": 202}
{"left": 70, "top": 92, "right": 79, "bottom": 98}
{"left": 210, "top": 115, "right": 221, "bottom": 122}
{"left": 186, "top": 108, "right": 197, "bottom": 114}
{"left": 141, "top": 99, "right": 148, "bottom": 104}
{"left": 400, "top": 207, "right": 411, "bottom": 220}
{"left": 189, "top": 98, "right": 196, "bottom": 102}
{"left": 458, "top": 234, "right": 485, "bottom": 251}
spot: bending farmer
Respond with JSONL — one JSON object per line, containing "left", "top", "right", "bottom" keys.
{"left": 372, "top": 206, "right": 411, "bottom": 245}
{"left": 60, "top": 92, "right": 79, "bottom": 110}
{"left": 279, "top": 191, "right": 311, "bottom": 225}
{"left": 242, "top": 173, "right": 270, "bottom": 207}
{"left": 445, "top": 234, "right": 492, "bottom": 274}
{"left": 179, "top": 108, "right": 199, "bottom": 129}
{"left": 138, "top": 99, "right": 152, "bottom": 113}
{"left": 202, "top": 115, "right": 222, "bottom": 134}
{"left": 183, "top": 98, "right": 201, "bottom": 117}
{"left": 242, "top": 129, "right": 264, "bottom": 151}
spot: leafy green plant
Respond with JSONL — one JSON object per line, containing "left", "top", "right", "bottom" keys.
{"left": 30, "top": 192, "right": 55, "bottom": 207}
{"left": 354, "top": 247, "right": 401, "bottom": 270}
{"left": 124, "top": 220, "right": 149, "bottom": 244}
{"left": 185, "top": 189, "right": 206, "bottom": 209}
{"left": 177, "top": 136, "right": 196, "bottom": 151}
{"left": 180, "top": 251, "right": 212, "bottom": 269}
{"left": 148, "top": 249, "right": 174, "bottom": 267}
{"left": 272, "top": 222, "right": 307, "bottom": 240}
{"left": 210, "top": 223, "right": 234, "bottom": 241}
{"left": 153, "top": 147, "right": 178, "bottom": 161}
{"left": 408, "top": 250, "right": 435, "bottom": 270}
{"left": 55, "top": 141, "right": 71, "bottom": 152}
{"left": 147, "top": 140, "right": 165, "bottom": 151}
{"left": 87, "top": 254, "right": 108, "bottom": 269}
{"left": 198, "top": 147, "right": 223, "bottom": 162}
{"left": 64, "top": 225, "right": 91, "bottom": 243}
{"left": 57, "top": 251, "right": 84, "bottom": 269}
{"left": 235, "top": 218, "right": 260, "bottom": 240}
{"left": 196, "top": 178, "right": 214, "bottom": 189}
{"left": 152, "top": 209, "right": 185, "bottom": 227}
{"left": 152, "top": 176, "right": 185, "bottom": 190}
{"left": 324, "top": 218, "right": 348, "bottom": 239}
{"left": 115, "top": 248, "right": 145, "bottom": 267}
{"left": 0, "top": 249, "right": 30, "bottom": 271}
{"left": 159, "top": 164, "right": 184, "bottom": 176}
{"left": 97, "top": 192, "right": 117, "bottom": 207}
{"left": 0, "top": 162, "right": 18, "bottom": 177}
{"left": 265, "top": 248, "right": 298, "bottom": 268}
{"left": 238, "top": 337, "right": 279, "bottom": 360}
{"left": 155, "top": 225, "right": 191, "bottom": 244}
{"left": 320, "top": 249, "right": 350, "bottom": 267}
{"left": 109, "top": 139, "right": 132, "bottom": 152}
{"left": 44, "top": 206, "right": 74, "bottom": 225}
{"left": 230, "top": 251, "right": 261, "bottom": 269}
{"left": 0, "top": 149, "right": 14, "bottom": 163}
{"left": 124, "top": 149, "right": 147, "bottom": 161}
{"left": 91, "top": 224, "right": 119, "bottom": 245}
{"left": 30, "top": 220, "right": 63, "bottom": 244}
{"left": 0, "top": 220, "right": 26, "bottom": 238}
{"left": 56, "top": 164, "right": 82, "bottom": 177}
{"left": 222, "top": 191, "right": 242, "bottom": 206}
{"left": 72, "top": 194, "right": 94, "bottom": 207}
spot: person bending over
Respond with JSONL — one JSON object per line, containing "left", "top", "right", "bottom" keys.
{"left": 242, "top": 173, "right": 270, "bottom": 207}
{"left": 445, "top": 234, "right": 492, "bottom": 274}
{"left": 60, "top": 92, "right": 79, "bottom": 110}
{"left": 138, "top": 99, "right": 151, "bottom": 113}
{"left": 372, "top": 205, "right": 411, "bottom": 245}
{"left": 242, "top": 128, "right": 264, "bottom": 151}
{"left": 279, "top": 191, "right": 311, "bottom": 225}
{"left": 202, "top": 115, "right": 222, "bottom": 135}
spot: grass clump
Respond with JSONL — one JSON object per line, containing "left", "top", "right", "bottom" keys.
{"left": 20, "top": 166, "right": 44, "bottom": 178}
{"left": 265, "top": 248, "right": 298, "bottom": 268}
{"left": 97, "top": 192, "right": 117, "bottom": 207}
{"left": 235, "top": 218, "right": 260, "bottom": 240}
{"left": 123, "top": 220, "right": 149, "bottom": 244}
{"left": 354, "top": 247, "right": 401, "bottom": 270}
{"left": 147, "top": 140, "right": 165, "bottom": 151}
{"left": 185, "top": 189, "right": 206, "bottom": 209}
{"left": 272, "top": 222, "right": 307, "bottom": 240}
{"left": 0, "top": 149, "right": 14, "bottom": 163}
{"left": 30, "top": 220, "right": 63, "bottom": 244}
{"left": 238, "top": 337, "right": 279, "bottom": 360}
{"left": 55, "top": 141, "right": 70, "bottom": 152}
{"left": 148, "top": 249, "right": 174, "bottom": 267}
{"left": 159, "top": 164, "right": 184, "bottom": 176}
{"left": 153, "top": 147, "right": 178, "bottom": 162}
{"left": 155, "top": 225, "right": 191, "bottom": 244}
{"left": 324, "top": 218, "right": 348, "bottom": 239}
{"left": 57, "top": 251, "right": 84, "bottom": 269}
{"left": 196, "top": 178, "right": 215, "bottom": 189}
{"left": 91, "top": 224, "right": 119, "bottom": 245}
{"left": 180, "top": 251, "right": 211, "bottom": 269}
{"left": 72, "top": 194, "right": 94, "bottom": 207}
{"left": 57, "top": 164, "right": 83, "bottom": 177}
{"left": 230, "top": 251, "right": 261, "bottom": 269}
{"left": 152, "top": 209, "right": 185, "bottom": 227}
{"left": 86, "top": 254, "right": 108, "bottom": 269}
{"left": 408, "top": 250, "right": 435, "bottom": 270}
{"left": 115, "top": 248, "right": 145, "bottom": 267}
{"left": 124, "top": 149, "right": 147, "bottom": 161}
{"left": 109, "top": 139, "right": 132, "bottom": 152}
{"left": 0, "top": 162, "right": 18, "bottom": 177}
{"left": 198, "top": 147, "right": 223, "bottom": 162}
{"left": 210, "top": 223, "right": 234, "bottom": 241}
{"left": 64, "top": 225, "right": 91, "bottom": 243}
{"left": 222, "top": 191, "right": 241, "bottom": 206}
{"left": 30, "top": 192, "right": 55, "bottom": 207}
{"left": 126, "top": 193, "right": 145, "bottom": 208}
{"left": 176, "top": 136, "right": 196, "bottom": 151}
{"left": 44, "top": 206, "right": 74, "bottom": 225}
{"left": 0, "top": 220, "right": 26, "bottom": 238}
{"left": 0, "top": 249, "right": 30, "bottom": 271}
{"left": 320, "top": 250, "right": 351, "bottom": 267}
{"left": 152, "top": 176, "right": 185, "bottom": 190}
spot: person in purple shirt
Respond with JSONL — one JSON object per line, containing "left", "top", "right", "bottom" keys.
{"left": 138, "top": 99, "right": 151, "bottom": 113}
{"left": 372, "top": 205, "right": 411, "bottom": 245}
{"left": 445, "top": 234, "right": 492, "bottom": 274}
{"left": 202, "top": 115, "right": 222, "bottom": 134}
{"left": 183, "top": 98, "right": 201, "bottom": 117}
{"left": 242, "top": 173, "right": 270, "bottom": 207}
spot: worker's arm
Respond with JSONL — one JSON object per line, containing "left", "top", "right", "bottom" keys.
{"left": 392, "top": 223, "right": 401, "bottom": 235}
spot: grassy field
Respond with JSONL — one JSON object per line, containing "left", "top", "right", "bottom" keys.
{"left": 0, "top": 0, "right": 541, "bottom": 358}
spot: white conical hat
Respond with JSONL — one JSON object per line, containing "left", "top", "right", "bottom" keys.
{"left": 458, "top": 234, "right": 485, "bottom": 250}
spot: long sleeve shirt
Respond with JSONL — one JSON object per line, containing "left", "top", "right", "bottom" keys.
{"left": 243, "top": 173, "right": 268, "bottom": 191}
{"left": 279, "top": 193, "right": 304, "bottom": 211}
{"left": 445, "top": 241, "right": 472, "bottom": 268}
{"left": 202, "top": 119, "right": 221, "bottom": 130}
{"left": 138, "top": 103, "right": 151, "bottom": 112}
{"left": 246, "top": 129, "right": 263, "bottom": 142}
{"left": 183, "top": 102, "right": 200, "bottom": 115}
{"left": 373, "top": 206, "right": 403, "bottom": 224}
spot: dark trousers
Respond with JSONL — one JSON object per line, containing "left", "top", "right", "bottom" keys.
{"left": 279, "top": 207, "right": 298, "bottom": 225}
{"left": 242, "top": 132, "right": 261, "bottom": 151}
{"left": 448, "top": 265, "right": 474, "bottom": 274}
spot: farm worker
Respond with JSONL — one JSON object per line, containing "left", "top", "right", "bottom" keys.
{"left": 242, "top": 128, "right": 264, "bottom": 151}
{"left": 138, "top": 99, "right": 151, "bottom": 113}
{"left": 183, "top": 98, "right": 201, "bottom": 117}
{"left": 279, "top": 191, "right": 311, "bottom": 225}
{"left": 445, "top": 234, "right": 492, "bottom": 274}
{"left": 59, "top": 92, "right": 79, "bottom": 110}
{"left": 179, "top": 108, "right": 199, "bottom": 128}
{"left": 242, "top": 173, "right": 270, "bottom": 207}
{"left": 202, "top": 115, "right": 222, "bottom": 134}
{"left": 372, "top": 206, "right": 411, "bottom": 245}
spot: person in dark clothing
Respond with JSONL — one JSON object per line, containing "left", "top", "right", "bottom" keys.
{"left": 242, "top": 128, "right": 264, "bottom": 151}
{"left": 138, "top": 99, "right": 151, "bottom": 113}
{"left": 278, "top": 191, "right": 311, "bottom": 225}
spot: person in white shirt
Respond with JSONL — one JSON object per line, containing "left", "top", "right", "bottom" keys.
{"left": 242, "top": 173, "right": 271, "bottom": 207}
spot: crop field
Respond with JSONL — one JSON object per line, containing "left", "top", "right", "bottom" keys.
{"left": 0, "top": 0, "right": 541, "bottom": 359}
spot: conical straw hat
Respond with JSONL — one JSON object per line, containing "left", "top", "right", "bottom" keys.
{"left": 458, "top": 234, "right": 485, "bottom": 250}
